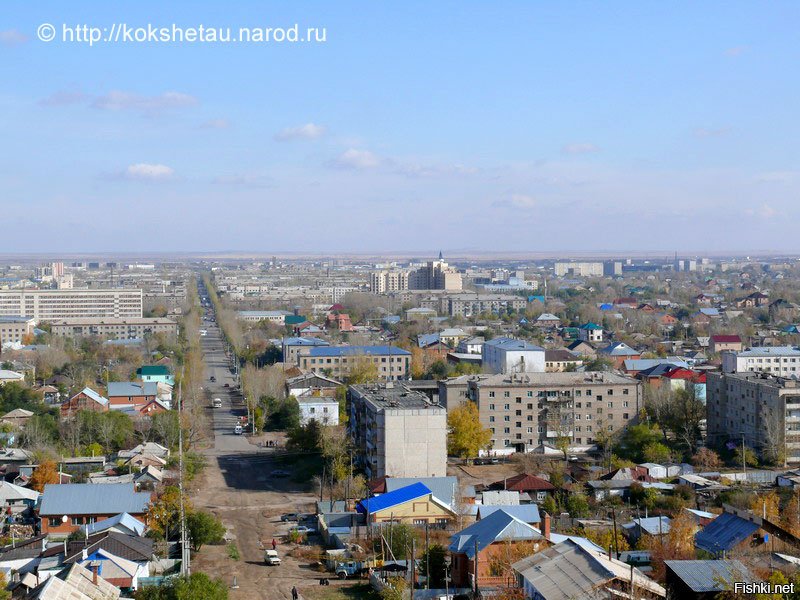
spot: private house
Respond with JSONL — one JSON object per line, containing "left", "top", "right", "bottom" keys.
{"left": 622, "top": 516, "right": 672, "bottom": 546}
{"left": 544, "top": 349, "right": 583, "bottom": 373}
{"left": 107, "top": 382, "right": 158, "bottom": 410}
{"left": 534, "top": 313, "right": 561, "bottom": 328}
{"left": 135, "top": 365, "right": 174, "bottom": 385}
{"left": 578, "top": 322, "right": 604, "bottom": 343}
{"left": 356, "top": 482, "right": 456, "bottom": 526}
{"left": 38, "top": 483, "right": 151, "bottom": 536}
{"left": 664, "top": 560, "right": 752, "bottom": 600}
{"left": 368, "top": 476, "right": 461, "bottom": 510}
{"left": 487, "top": 473, "right": 556, "bottom": 503}
{"left": 449, "top": 509, "right": 547, "bottom": 588}
{"left": 514, "top": 539, "right": 666, "bottom": 600}
{"left": 285, "top": 372, "right": 342, "bottom": 399}
{"left": 326, "top": 312, "right": 355, "bottom": 332}
{"left": 566, "top": 339, "right": 596, "bottom": 357}
{"left": 83, "top": 513, "right": 147, "bottom": 538}
{"left": 26, "top": 562, "right": 122, "bottom": 600}
{"left": 598, "top": 342, "right": 641, "bottom": 368}
{"left": 482, "top": 337, "right": 546, "bottom": 374}
{"left": 1, "top": 408, "right": 34, "bottom": 428}
{"left": 61, "top": 387, "right": 109, "bottom": 417}
{"left": 74, "top": 547, "right": 149, "bottom": 590}
{"left": 476, "top": 504, "right": 541, "bottom": 527}
{"left": 0, "top": 369, "right": 25, "bottom": 386}
{"left": 709, "top": 335, "right": 743, "bottom": 354}
{"left": 0, "top": 480, "right": 40, "bottom": 510}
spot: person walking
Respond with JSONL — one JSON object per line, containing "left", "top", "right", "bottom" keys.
{"left": 272, "top": 538, "right": 277, "bottom": 550}
{"left": 291, "top": 585, "right": 299, "bottom": 600}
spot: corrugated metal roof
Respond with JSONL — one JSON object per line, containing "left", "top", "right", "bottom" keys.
{"left": 39, "top": 483, "right": 151, "bottom": 516}
{"left": 107, "top": 382, "right": 158, "bottom": 397}
{"left": 384, "top": 477, "right": 458, "bottom": 508}
{"left": 694, "top": 512, "right": 759, "bottom": 554}
{"left": 664, "top": 559, "right": 751, "bottom": 592}
{"left": 449, "top": 509, "right": 541, "bottom": 558}
{"left": 478, "top": 504, "right": 541, "bottom": 524}
{"left": 357, "top": 482, "right": 431, "bottom": 514}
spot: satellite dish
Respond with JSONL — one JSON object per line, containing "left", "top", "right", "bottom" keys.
{"left": 61, "top": 515, "right": 68, "bottom": 523}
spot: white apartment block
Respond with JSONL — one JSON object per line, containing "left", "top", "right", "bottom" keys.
{"left": 482, "top": 337, "right": 546, "bottom": 374}
{"left": 721, "top": 346, "right": 800, "bottom": 377}
{"left": 237, "top": 310, "right": 290, "bottom": 323}
{"left": 554, "top": 262, "right": 605, "bottom": 277}
{"left": 370, "top": 256, "right": 462, "bottom": 293}
{"left": 298, "top": 399, "right": 340, "bottom": 426}
{"left": 50, "top": 317, "right": 177, "bottom": 339}
{"left": 0, "top": 289, "right": 142, "bottom": 321}
{"left": 348, "top": 383, "right": 447, "bottom": 479}
{"left": 0, "top": 317, "right": 36, "bottom": 346}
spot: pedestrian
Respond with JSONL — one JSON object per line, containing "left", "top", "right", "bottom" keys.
{"left": 291, "top": 585, "right": 299, "bottom": 600}
{"left": 272, "top": 538, "right": 277, "bottom": 550}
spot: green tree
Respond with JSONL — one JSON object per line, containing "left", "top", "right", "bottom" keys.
{"left": 447, "top": 402, "right": 492, "bottom": 460}
{"left": 566, "top": 493, "right": 590, "bottom": 518}
{"left": 615, "top": 423, "right": 663, "bottom": 463}
{"left": 419, "top": 544, "right": 447, "bottom": 588}
{"left": 541, "top": 495, "right": 558, "bottom": 517}
{"left": 286, "top": 419, "right": 323, "bottom": 452}
{"left": 187, "top": 511, "right": 226, "bottom": 552}
{"left": 382, "top": 523, "right": 417, "bottom": 560}
{"left": 135, "top": 572, "right": 228, "bottom": 600}
{"left": 642, "top": 442, "right": 672, "bottom": 464}
{"left": 0, "top": 571, "right": 10, "bottom": 600}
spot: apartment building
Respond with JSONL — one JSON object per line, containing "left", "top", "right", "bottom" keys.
{"left": 369, "top": 254, "right": 462, "bottom": 293}
{"left": 420, "top": 293, "right": 527, "bottom": 318}
{"left": 721, "top": 346, "right": 800, "bottom": 377}
{"left": 370, "top": 269, "right": 410, "bottom": 294}
{"left": 298, "top": 345, "right": 411, "bottom": 381}
{"left": 707, "top": 371, "right": 800, "bottom": 464}
{"left": 282, "top": 337, "right": 330, "bottom": 366}
{"left": 0, "top": 289, "right": 142, "bottom": 321}
{"left": 237, "top": 310, "right": 291, "bottom": 323}
{"left": 348, "top": 383, "right": 447, "bottom": 479}
{"left": 50, "top": 317, "right": 177, "bottom": 339}
{"left": 0, "top": 316, "right": 36, "bottom": 346}
{"left": 483, "top": 337, "right": 546, "bottom": 374}
{"left": 554, "top": 262, "right": 604, "bottom": 277}
{"left": 452, "top": 372, "right": 641, "bottom": 453}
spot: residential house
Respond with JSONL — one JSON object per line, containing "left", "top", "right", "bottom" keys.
{"left": 482, "top": 337, "right": 545, "bottom": 374}
{"left": 664, "top": 560, "right": 752, "bottom": 600}
{"left": 709, "top": 335, "right": 743, "bottom": 354}
{"left": 26, "top": 562, "right": 121, "bottom": 600}
{"left": 1, "top": 407, "right": 34, "bottom": 428}
{"left": 82, "top": 513, "right": 146, "bottom": 538}
{"left": 578, "top": 322, "right": 604, "bottom": 343}
{"left": 534, "top": 314, "right": 561, "bottom": 328}
{"left": 0, "top": 369, "right": 24, "bottom": 386}
{"left": 61, "top": 387, "right": 109, "bottom": 417}
{"left": 622, "top": 516, "right": 672, "bottom": 546}
{"left": 544, "top": 349, "right": 583, "bottom": 373}
{"left": 106, "top": 382, "right": 158, "bottom": 410}
{"left": 487, "top": 473, "right": 556, "bottom": 503}
{"left": 566, "top": 339, "right": 597, "bottom": 358}
{"left": 477, "top": 504, "right": 541, "bottom": 527}
{"left": 356, "top": 482, "right": 456, "bottom": 526}
{"left": 598, "top": 342, "right": 641, "bottom": 368}
{"left": 135, "top": 365, "right": 174, "bottom": 385}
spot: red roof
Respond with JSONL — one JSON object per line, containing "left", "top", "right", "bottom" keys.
{"left": 491, "top": 473, "right": 556, "bottom": 492}
{"left": 710, "top": 335, "right": 741, "bottom": 343}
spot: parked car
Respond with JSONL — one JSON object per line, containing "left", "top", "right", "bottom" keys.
{"left": 212, "top": 398, "right": 222, "bottom": 408}
{"left": 271, "top": 469, "right": 290, "bottom": 478}
{"left": 234, "top": 424, "right": 243, "bottom": 435}
{"left": 223, "top": 383, "right": 230, "bottom": 388}
{"left": 210, "top": 375, "right": 216, "bottom": 382}
{"left": 264, "top": 550, "right": 281, "bottom": 565}
{"left": 289, "top": 525, "right": 315, "bottom": 535}
{"left": 280, "top": 513, "right": 299, "bottom": 522}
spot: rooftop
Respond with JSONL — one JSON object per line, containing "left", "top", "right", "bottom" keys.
{"left": 39, "top": 483, "right": 151, "bottom": 516}
{"left": 306, "top": 345, "right": 411, "bottom": 357}
{"left": 484, "top": 337, "right": 545, "bottom": 352}
{"left": 469, "top": 371, "right": 637, "bottom": 387}
{"left": 350, "top": 383, "right": 443, "bottom": 411}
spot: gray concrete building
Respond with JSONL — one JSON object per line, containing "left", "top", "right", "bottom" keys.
{"left": 0, "top": 289, "right": 142, "bottom": 320}
{"left": 348, "top": 383, "right": 447, "bottom": 479}
{"left": 50, "top": 317, "right": 177, "bottom": 339}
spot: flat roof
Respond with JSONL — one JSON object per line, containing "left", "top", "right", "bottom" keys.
{"left": 468, "top": 371, "right": 637, "bottom": 387}
{"left": 351, "top": 383, "right": 442, "bottom": 410}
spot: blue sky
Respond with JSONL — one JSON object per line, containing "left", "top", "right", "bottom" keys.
{"left": 2, "top": 1, "right": 799, "bottom": 254}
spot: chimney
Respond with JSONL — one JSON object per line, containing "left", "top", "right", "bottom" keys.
{"left": 89, "top": 561, "right": 99, "bottom": 585}
{"left": 542, "top": 511, "right": 551, "bottom": 541}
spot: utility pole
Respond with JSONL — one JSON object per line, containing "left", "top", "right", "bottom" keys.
{"left": 410, "top": 538, "right": 416, "bottom": 600}
{"left": 742, "top": 431, "right": 747, "bottom": 483}
{"left": 473, "top": 538, "right": 479, "bottom": 597}
{"left": 177, "top": 378, "right": 190, "bottom": 576}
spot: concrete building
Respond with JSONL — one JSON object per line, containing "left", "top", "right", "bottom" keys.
{"left": 721, "top": 346, "right": 800, "bottom": 377}
{"left": 0, "top": 289, "right": 142, "bottom": 321}
{"left": 370, "top": 269, "right": 410, "bottom": 294}
{"left": 0, "top": 316, "right": 36, "bottom": 346}
{"left": 370, "top": 254, "right": 462, "bottom": 293}
{"left": 348, "top": 382, "right": 447, "bottom": 479}
{"left": 298, "top": 398, "right": 340, "bottom": 426}
{"left": 420, "top": 293, "right": 527, "bottom": 318}
{"left": 450, "top": 371, "right": 641, "bottom": 453}
{"left": 281, "top": 337, "right": 330, "bottom": 366}
{"left": 707, "top": 371, "right": 800, "bottom": 464}
{"left": 482, "top": 337, "right": 545, "bottom": 374}
{"left": 298, "top": 345, "right": 411, "bottom": 381}
{"left": 50, "top": 317, "right": 177, "bottom": 339}
{"left": 237, "top": 310, "right": 291, "bottom": 323}
{"left": 554, "top": 262, "right": 604, "bottom": 277}
{"left": 544, "top": 349, "right": 584, "bottom": 372}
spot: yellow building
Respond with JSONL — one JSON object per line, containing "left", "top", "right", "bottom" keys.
{"left": 357, "top": 482, "right": 457, "bottom": 526}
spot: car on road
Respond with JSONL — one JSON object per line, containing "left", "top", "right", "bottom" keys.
{"left": 212, "top": 398, "right": 222, "bottom": 408}
{"left": 280, "top": 513, "right": 299, "bottom": 522}
{"left": 270, "top": 469, "right": 290, "bottom": 478}
{"left": 234, "top": 424, "right": 243, "bottom": 435}
{"left": 264, "top": 550, "right": 281, "bottom": 565}
{"left": 223, "top": 383, "right": 230, "bottom": 388}
{"left": 289, "top": 525, "right": 315, "bottom": 535}
{"left": 210, "top": 375, "right": 216, "bottom": 382}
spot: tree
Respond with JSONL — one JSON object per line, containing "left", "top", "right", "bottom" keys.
{"left": 642, "top": 442, "right": 672, "bottom": 464}
{"left": 419, "top": 544, "right": 447, "bottom": 588}
{"left": 644, "top": 510, "right": 697, "bottom": 581}
{"left": 148, "top": 486, "right": 189, "bottom": 540}
{"left": 187, "top": 511, "right": 226, "bottom": 552}
{"left": 382, "top": 523, "right": 417, "bottom": 560}
{"left": 692, "top": 447, "right": 721, "bottom": 470}
{"left": 615, "top": 423, "right": 663, "bottom": 463}
{"left": 566, "top": 493, "right": 590, "bottom": 518}
{"left": 29, "top": 460, "right": 60, "bottom": 492}
{"left": 0, "top": 571, "right": 11, "bottom": 600}
{"left": 447, "top": 402, "right": 492, "bottom": 460}
{"left": 286, "top": 419, "right": 322, "bottom": 452}
{"left": 346, "top": 355, "right": 380, "bottom": 384}
{"left": 541, "top": 495, "right": 558, "bottom": 517}
{"left": 135, "top": 572, "right": 228, "bottom": 600}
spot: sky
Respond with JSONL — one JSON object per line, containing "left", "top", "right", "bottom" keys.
{"left": 1, "top": 1, "right": 799, "bottom": 254}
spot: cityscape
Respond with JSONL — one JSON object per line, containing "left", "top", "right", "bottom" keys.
{"left": 3, "top": 2, "right": 800, "bottom": 600}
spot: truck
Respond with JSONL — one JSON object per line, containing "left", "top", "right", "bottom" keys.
{"left": 334, "top": 559, "right": 381, "bottom": 579}
{"left": 264, "top": 550, "right": 281, "bottom": 565}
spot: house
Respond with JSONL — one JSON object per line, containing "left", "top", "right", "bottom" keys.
{"left": 566, "top": 339, "right": 596, "bottom": 358}
{"left": 578, "top": 322, "right": 604, "bottom": 343}
{"left": 82, "top": 513, "right": 146, "bottom": 538}
{"left": 369, "top": 476, "right": 461, "bottom": 510}
{"left": 477, "top": 504, "right": 541, "bottom": 526}
{"left": 135, "top": 365, "right": 174, "bottom": 385}
{"left": 298, "top": 398, "right": 340, "bottom": 425}
{"left": 75, "top": 547, "right": 149, "bottom": 590}
{"left": 694, "top": 510, "right": 762, "bottom": 557}
{"left": 487, "top": 473, "right": 556, "bottom": 503}
{"left": 598, "top": 342, "right": 641, "bottom": 367}
{"left": 326, "top": 312, "right": 355, "bottom": 332}
{"left": 534, "top": 313, "right": 561, "bottom": 328}
{"left": 514, "top": 539, "right": 666, "bottom": 600}
{"left": 482, "top": 337, "right": 545, "bottom": 374}
{"left": 622, "top": 516, "right": 672, "bottom": 545}
{"left": 38, "top": 482, "right": 151, "bottom": 536}
{"left": 449, "top": 509, "right": 547, "bottom": 588}
{"left": 638, "top": 463, "right": 667, "bottom": 479}
{"left": 664, "top": 560, "right": 752, "bottom": 600}
{"left": 1, "top": 407, "right": 34, "bottom": 427}
{"left": 118, "top": 442, "right": 170, "bottom": 461}
{"left": 405, "top": 307, "right": 437, "bottom": 321}
{"left": 26, "top": 562, "right": 121, "bottom": 600}
{"left": 356, "top": 482, "right": 456, "bottom": 526}
{"left": 544, "top": 349, "right": 583, "bottom": 373}
{"left": 613, "top": 297, "right": 639, "bottom": 309}
{"left": 61, "top": 387, "right": 109, "bottom": 417}
{"left": 107, "top": 381, "right": 158, "bottom": 410}
{"left": 709, "top": 335, "right": 743, "bottom": 353}
{"left": 285, "top": 372, "right": 342, "bottom": 399}
{"left": 0, "top": 369, "right": 24, "bottom": 386}
{"left": 456, "top": 336, "right": 485, "bottom": 355}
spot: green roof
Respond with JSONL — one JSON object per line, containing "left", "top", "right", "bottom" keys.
{"left": 284, "top": 315, "right": 307, "bottom": 325}
{"left": 137, "top": 365, "right": 170, "bottom": 376}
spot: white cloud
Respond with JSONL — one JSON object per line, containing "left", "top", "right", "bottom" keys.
{"left": 493, "top": 194, "right": 537, "bottom": 210}
{"left": 199, "top": 118, "right": 231, "bottom": 129}
{"left": 39, "top": 90, "right": 90, "bottom": 107}
{"left": 562, "top": 143, "right": 600, "bottom": 155}
{"left": 212, "top": 173, "right": 272, "bottom": 188}
{"left": 121, "top": 163, "right": 175, "bottom": 182}
{"left": 329, "top": 148, "right": 382, "bottom": 170}
{"left": 93, "top": 91, "right": 198, "bottom": 114}
{"left": 274, "top": 122, "right": 327, "bottom": 141}
{"left": 0, "top": 29, "right": 28, "bottom": 46}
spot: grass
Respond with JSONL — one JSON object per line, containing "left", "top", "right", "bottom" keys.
{"left": 227, "top": 542, "right": 240, "bottom": 560}
{"left": 299, "top": 583, "right": 380, "bottom": 600}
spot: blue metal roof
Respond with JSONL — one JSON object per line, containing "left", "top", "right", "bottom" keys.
{"left": 307, "top": 345, "right": 410, "bottom": 357}
{"left": 477, "top": 504, "right": 541, "bottom": 524}
{"left": 357, "top": 482, "right": 432, "bottom": 514}
{"left": 694, "top": 512, "right": 759, "bottom": 555}
{"left": 39, "top": 483, "right": 151, "bottom": 516}
{"left": 384, "top": 477, "right": 458, "bottom": 508}
{"left": 282, "top": 337, "right": 330, "bottom": 346}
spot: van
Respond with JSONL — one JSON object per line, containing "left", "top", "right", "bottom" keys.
{"left": 234, "top": 424, "right": 243, "bottom": 435}
{"left": 264, "top": 550, "right": 281, "bottom": 565}
{"left": 212, "top": 398, "right": 222, "bottom": 408}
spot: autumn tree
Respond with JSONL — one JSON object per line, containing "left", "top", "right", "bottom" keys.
{"left": 447, "top": 402, "right": 492, "bottom": 460}
{"left": 30, "top": 460, "right": 60, "bottom": 492}
{"left": 644, "top": 510, "right": 697, "bottom": 581}
{"left": 692, "top": 447, "right": 722, "bottom": 470}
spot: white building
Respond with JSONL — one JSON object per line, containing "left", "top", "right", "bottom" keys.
{"left": 0, "top": 316, "right": 36, "bottom": 346}
{"left": 50, "top": 317, "right": 177, "bottom": 339}
{"left": 0, "top": 289, "right": 142, "bottom": 321}
{"left": 298, "top": 399, "right": 340, "bottom": 426}
{"left": 237, "top": 310, "right": 291, "bottom": 323}
{"left": 482, "top": 337, "right": 545, "bottom": 374}
{"left": 554, "top": 262, "right": 604, "bottom": 277}
{"left": 721, "top": 346, "right": 800, "bottom": 377}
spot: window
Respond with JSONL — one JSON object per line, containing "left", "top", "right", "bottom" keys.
{"left": 607, "top": 402, "right": 613, "bottom": 408}
{"left": 623, "top": 401, "right": 629, "bottom": 408}
{"left": 48, "top": 517, "right": 60, "bottom": 527}
{"left": 504, "top": 391, "right": 510, "bottom": 398}
{"left": 504, "top": 416, "right": 510, "bottom": 422}
{"left": 504, "top": 404, "right": 510, "bottom": 410}
{"left": 623, "top": 413, "right": 629, "bottom": 419}
{"left": 607, "top": 389, "right": 614, "bottom": 396}
{"left": 489, "top": 416, "right": 495, "bottom": 423}
{"left": 489, "top": 391, "right": 495, "bottom": 398}
{"left": 489, "top": 404, "right": 495, "bottom": 410}
{"left": 623, "top": 388, "right": 629, "bottom": 395}
{"left": 527, "top": 391, "right": 533, "bottom": 397}
{"left": 71, "top": 516, "right": 82, "bottom": 526}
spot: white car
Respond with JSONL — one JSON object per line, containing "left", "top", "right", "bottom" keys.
{"left": 264, "top": 550, "right": 281, "bottom": 565}
{"left": 234, "top": 424, "right": 243, "bottom": 435}
{"left": 212, "top": 398, "right": 222, "bottom": 408}
{"left": 289, "top": 525, "right": 315, "bottom": 535}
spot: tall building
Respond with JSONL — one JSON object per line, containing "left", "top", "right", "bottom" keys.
{"left": 707, "top": 371, "right": 800, "bottom": 464}
{"left": 721, "top": 346, "right": 800, "bottom": 377}
{"left": 298, "top": 345, "right": 411, "bottom": 381}
{"left": 0, "top": 316, "right": 36, "bottom": 346}
{"left": 49, "top": 317, "right": 177, "bottom": 339}
{"left": 0, "top": 289, "right": 143, "bottom": 321}
{"left": 348, "top": 382, "right": 447, "bottom": 479}
{"left": 554, "top": 262, "right": 605, "bottom": 277}
{"left": 443, "top": 372, "right": 641, "bottom": 453}
{"left": 370, "top": 269, "right": 410, "bottom": 293}
{"left": 482, "top": 337, "right": 546, "bottom": 374}
{"left": 369, "top": 253, "right": 462, "bottom": 293}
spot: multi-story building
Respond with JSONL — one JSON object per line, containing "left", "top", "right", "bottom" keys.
{"left": 483, "top": 337, "right": 545, "bottom": 374}
{"left": 451, "top": 372, "right": 642, "bottom": 453}
{"left": 370, "top": 269, "right": 411, "bottom": 294}
{"left": 282, "top": 337, "right": 330, "bottom": 366}
{"left": 0, "top": 289, "right": 142, "bottom": 321}
{"left": 49, "top": 317, "right": 177, "bottom": 339}
{"left": 370, "top": 254, "right": 462, "bottom": 293}
{"left": 237, "top": 310, "right": 291, "bottom": 323}
{"left": 0, "top": 316, "right": 36, "bottom": 346}
{"left": 554, "top": 262, "right": 605, "bottom": 277}
{"left": 707, "top": 372, "right": 800, "bottom": 464}
{"left": 298, "top": 345, "right": 411, "bottom": 381}
{"left": 348, "top": 382, "right": 447, "bottom": 479}
{"left": 721, "top": 346, "right": 800, "bottom": 377}
{"left": 420, "top": 293, "right": 527, "bottom": 318}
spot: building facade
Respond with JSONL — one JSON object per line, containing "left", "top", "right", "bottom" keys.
{"left": 0, "top": 289, "right": 143, "bottom": 321}
{"left": 50, "top": 317, "right": 177, "bottom": 339}
{"left": 451, "top": 372, "right": 642, "bottom": 453}
{"left": 348, "top": 383, "right": 447, "bottom": 479}
{"left": 483, "top": 337, "right": 546, "bottom": 374}
{"left": 420, "top": 293, "right": 528, "bottom": 318}
{"left": 0, "top": 316, "right": 36, "bottom": 346}
{"left": 554, "top": 262, "right": 605, "bottom": 277}
{"left": 298, "top": 345, "right": 411, "bottom": 381}
{"left": 721, "top": 346, "right": 800, "bottom": 377}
